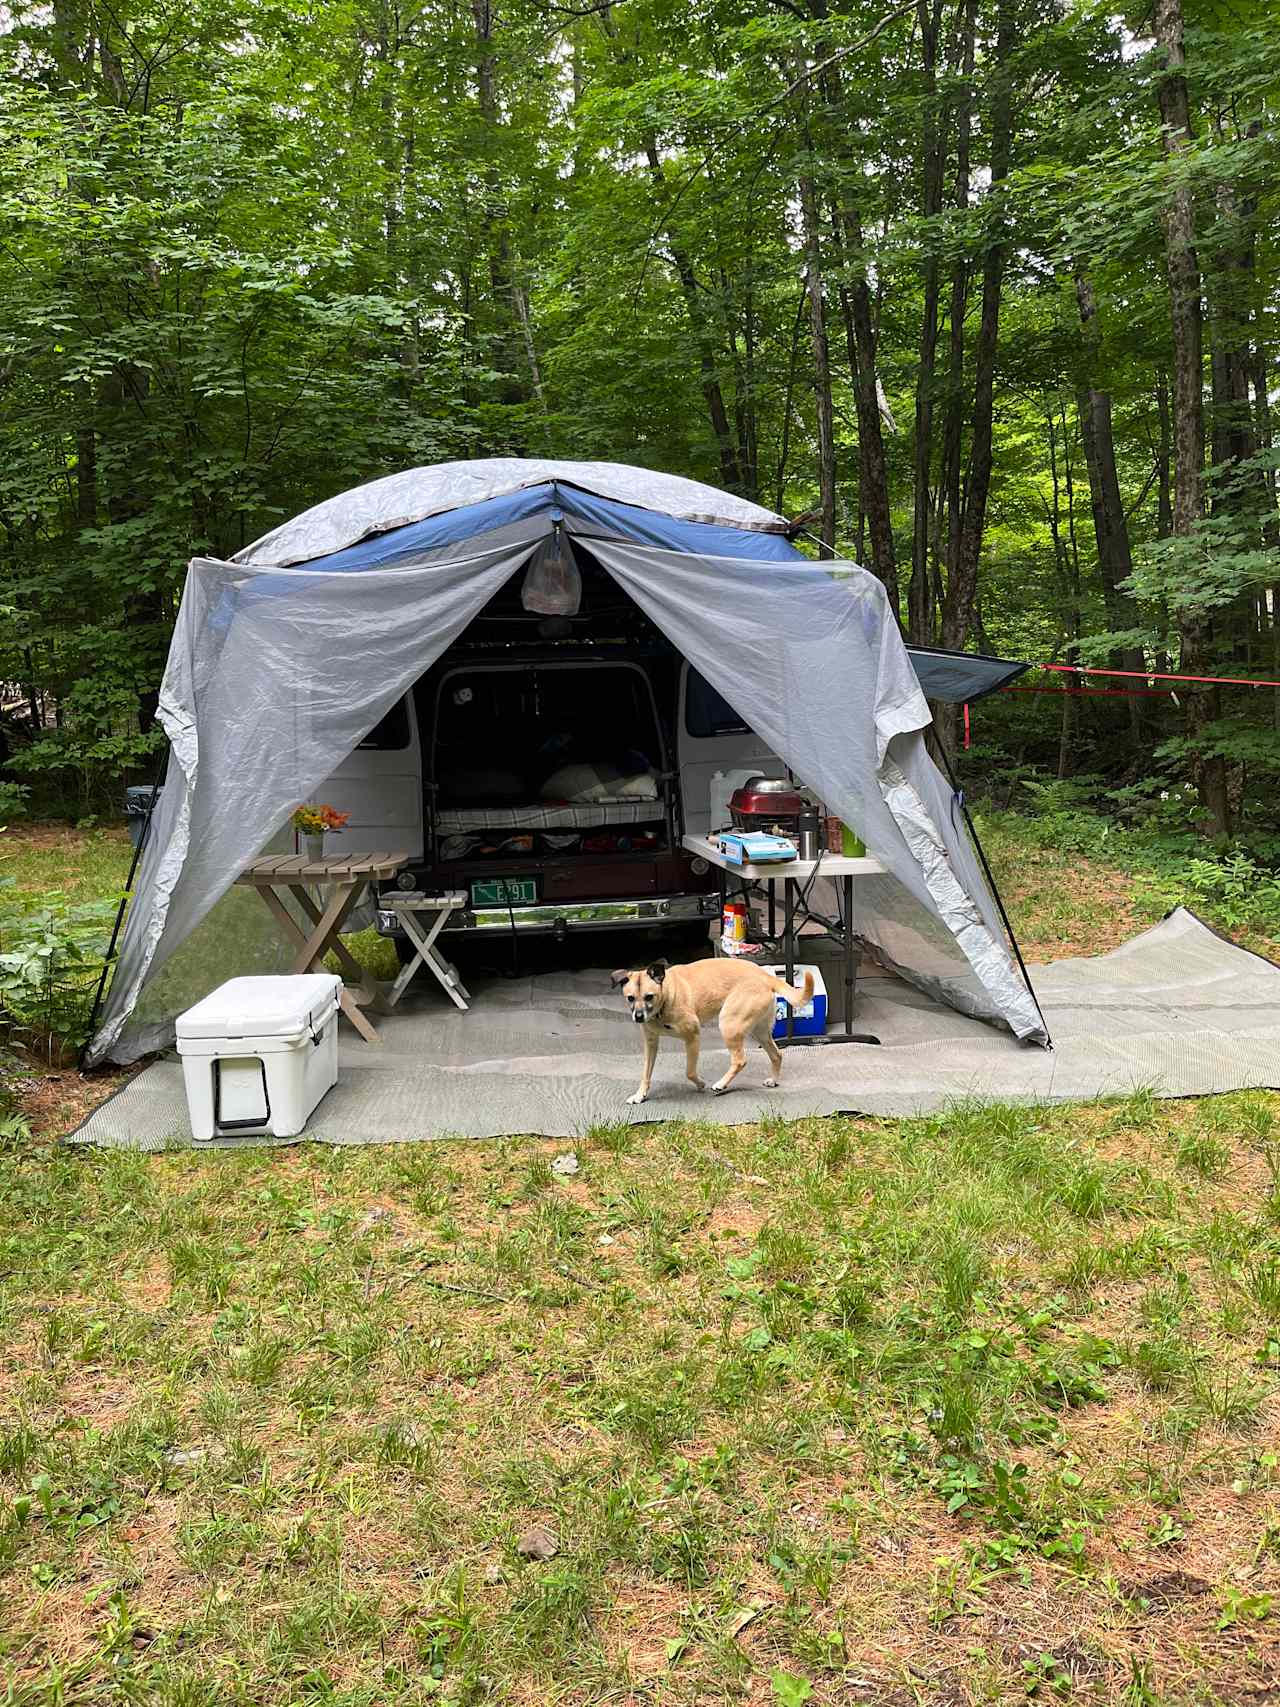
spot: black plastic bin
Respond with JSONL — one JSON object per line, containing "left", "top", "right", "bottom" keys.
{"left": 124, "top": 784, "right": 163, "bottom": 850}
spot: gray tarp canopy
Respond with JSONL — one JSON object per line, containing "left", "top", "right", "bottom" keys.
{"left": 86, "top": 458, "right": 1046, "bottom": 1066}
{"left": 906, "top": 646, "right": 1028, "bottom": 704}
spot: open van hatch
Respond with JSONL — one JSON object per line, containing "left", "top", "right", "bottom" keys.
{"left": 426, "top": 657, "right": 677, "bottom": 891}
{"left": 372, "top": 647, "right": 720, "bottom": 952}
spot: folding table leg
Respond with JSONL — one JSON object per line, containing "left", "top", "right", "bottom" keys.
{"left": 286, "top": 883, "right": 389, "bottom": 1012}
{"left": 276, "top": 882, "right": 363, "bottom": 971}
{"left": 393, "top": 907, "right": 468, "bottom": 1011}
{"left": 387, "top": 940, "right": 423, "bottom": 1008}
{"left": 778, "top": 873, "right": 879, "bottom": 1049}
{"left": 387, "top": 905, "right": 448, "bottom": 1007}
{"left": 256, "top": 885, "right": 313, "bottom": 962}
{"left": 254, "top": 881, "right": 383, "bottom": 1043}
{"left": 338, "top": 987, "right": 380, "bottom": 1043}
{"left": 783, "top": 878, "right": 797, "bottom": 1042}
{"left": 843, "top": 873, "right": 855, "bottom": 1038}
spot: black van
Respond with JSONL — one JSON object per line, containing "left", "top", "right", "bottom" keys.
{"left": 313, "top": 551, "right": 780, "bottom": 953}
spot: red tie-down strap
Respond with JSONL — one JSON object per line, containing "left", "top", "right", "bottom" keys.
{"left": 1039, "top": 662, "right": 1280, "bottom": 689}
{"left": 959, "top": 660, "right": 1280, "bottom": 752}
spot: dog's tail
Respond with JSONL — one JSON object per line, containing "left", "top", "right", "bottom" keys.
{"left": 771, "top": 969, "right": 815, "bottom": 1007}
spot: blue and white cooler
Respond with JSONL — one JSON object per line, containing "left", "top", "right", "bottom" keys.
{"left": 767, "top": 964, "right": 828, "bottom": 1039}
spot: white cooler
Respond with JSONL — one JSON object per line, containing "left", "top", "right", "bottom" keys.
{"left": 176, "top": 974, "right": 342, "bottom": 1142}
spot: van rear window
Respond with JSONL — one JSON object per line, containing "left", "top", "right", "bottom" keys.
{"left": 359, "top": 698, "right": 411, "bottom": 750}
{"left": 433, "top": 665, "right": 662, "bottom": 790}
{"left": 685, "top": 668, "right": 751, "bottom": 738}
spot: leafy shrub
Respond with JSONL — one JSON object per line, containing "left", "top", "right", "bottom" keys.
{"left": 1138, "top": 852, "right": 1280, "bottom": 934}
{"left": 0, "top": 781, "right": 30, "bottom": 821}
{"left": 0, "top": 878, "right": 118, "bottom": 1059}
{"left": 7, "top": 680, "right": 162, "bottom": 816}
{"left": 985, "top": 773, "right": 1280, "bottom": 945}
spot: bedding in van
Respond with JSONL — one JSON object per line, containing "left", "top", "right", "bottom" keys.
{"left": 436, "top": 799, "right": 663, "bottom": 833}
{"left": 539, "top": 762, "right": 658, "bottom": 803}
{"left": 434, "top": 757, "right": 662, "bottom": 833}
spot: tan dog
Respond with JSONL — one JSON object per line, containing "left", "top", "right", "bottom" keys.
{"left": 611, "top": 958, "right": 815, "bottom": 1104}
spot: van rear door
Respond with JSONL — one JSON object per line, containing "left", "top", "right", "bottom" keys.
{"left": 677, "top": 664, "right": 780, "bottom": 836}
{"left": 310, "top": 695, "right": 423, "bottom": 859}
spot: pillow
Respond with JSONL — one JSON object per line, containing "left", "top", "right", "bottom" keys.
{"left": 541, "top": 762, "right": 658, "bottom": 803}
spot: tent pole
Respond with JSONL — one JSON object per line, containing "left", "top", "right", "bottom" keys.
{"left": 935, "top": 740, "right": 1052, "bottom": 1048}
{"left": 80, "top": 745, "right": 169, "bottom": 1069}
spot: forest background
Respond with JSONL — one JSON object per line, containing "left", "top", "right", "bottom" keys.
{"left": 1, "top": 0, "right": 1278, "bottom": 857}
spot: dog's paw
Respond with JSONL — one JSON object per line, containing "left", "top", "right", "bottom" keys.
{"left": 626, "top": 1090, "right": 649, "bottom": 1106}
{"left": 711, "top": 1082, "right": 730, "bottom": 1096}
{"left": 689, "top": 1079, "right": 708, "bottom": 1093}
{"left": 763, "top": 1077, "right": 779, "bottom": 1088}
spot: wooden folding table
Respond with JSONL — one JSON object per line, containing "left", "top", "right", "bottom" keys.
{"left": 236, "top": 851, "right": 409, "bottom": 1043}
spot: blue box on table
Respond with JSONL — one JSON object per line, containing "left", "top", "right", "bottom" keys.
{"left": 766, "top": 964, "right": 828, "bottom": 1038}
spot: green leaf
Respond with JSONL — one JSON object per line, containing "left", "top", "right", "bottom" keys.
{"left": 770, "top": 1672, "right": 814, "bottom": 1706}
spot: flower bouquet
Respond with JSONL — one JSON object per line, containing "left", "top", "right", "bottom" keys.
{"left": 292, "top": 803, "right": 350, "bottom": 862}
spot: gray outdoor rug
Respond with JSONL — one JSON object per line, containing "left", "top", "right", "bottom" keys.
{"left": 68, "top": 908, "right": 1280, "bottom": 1150}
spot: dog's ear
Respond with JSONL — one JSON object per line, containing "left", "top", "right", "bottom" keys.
{"left": 609, "top": 968, "right": 630, "bottom": 988}
{"left": 646, "top": 961, "right": 667, "bottom": 983}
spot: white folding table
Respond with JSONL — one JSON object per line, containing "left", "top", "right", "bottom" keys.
{"left": 382, "top": 891, "right": 471, "bottom": 1011}
{"left": 683, "top": 833, "right": 885, "bottom": 1046}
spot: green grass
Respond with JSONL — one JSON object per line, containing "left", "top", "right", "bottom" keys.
{"left": 3, "top": 1095, "right": 1280, "bottom": 1703}
{"left": 0, "top": 823, "right": 134, "bottom": 905}
{"left": 2, "top": 820, "right": 1280, "bottom": 1701}
{"left": 979, "top": 807, "right": 1280, "bottom": 964}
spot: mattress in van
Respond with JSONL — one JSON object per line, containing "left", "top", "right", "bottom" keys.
{"left": 436, "top": 800, "right": 665, "bottom": 832}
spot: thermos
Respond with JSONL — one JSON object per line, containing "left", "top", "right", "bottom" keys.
{"left": 797, "top": 804, "right": 820, "bottom": 861}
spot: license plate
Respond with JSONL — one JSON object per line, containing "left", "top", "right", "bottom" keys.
{"left": 471, "top": 876, "right": 538, "bottom": 907}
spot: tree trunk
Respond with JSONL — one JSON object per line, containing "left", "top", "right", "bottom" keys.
{"left": 1074, "top": 266, "right": 1145, "bottom": 741}
{"left": 1249, "top": 352, "right": 1280, "bottom": 730}
{"left": 512, "top": 281, "right": 549, "bottom": 426}
{"left": 807, "top": 21, "right": 897, "bottom": 599}
{"left": 1207, "top": 127, "right": 1268, "bottom": 681}
{"left": 644, "top": 141, "right": 742, "bottom": 493}
{"left": 1207, "top": 125, "right": 1263, "bottom": 481}
{"left": 1044, "top": 411, "right": 1079, "bottom": 779}
{"left": 100, "top": 363, "right": 160, "bottom": 733}
{"left": 774, "top": 287, "right": 808, "bottom": 514}
{"left": 940, "top": 0, "right": 976, "bottom": 637}
{"left": 473, "top": 0, "right": 529, "bottom": 413}
{"left": 908, "top": 0, "right": 945, "bottom": 645}
{"left": 1152, "top": 0, "right": 1229, "bottom": 838}
{"left": 738, "top": 265, "right": 760, "bottom": 500}
{"left": 941, "top": 0, "right": 1014, "bottom": 654}
{"left": 837, "top": 200, "right": 899, "bottom": 607}
{"left": 1155, "top": 369, "right": 1174, "bottom": 540}
{"left": 1255, "top": 347, "right": 1276, "bottom": 507}
{"left": 796, "top": 154, "right": 837, "bottom": 556}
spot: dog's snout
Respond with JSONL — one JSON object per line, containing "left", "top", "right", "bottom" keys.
{"left": 632, "top": 1008, "right": 647, "bottom": 1023}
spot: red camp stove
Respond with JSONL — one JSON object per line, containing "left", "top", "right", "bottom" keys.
{"left": 729, "top": 776, "right": 810, "bottom": 839}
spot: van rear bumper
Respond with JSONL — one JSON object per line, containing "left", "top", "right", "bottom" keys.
{"left": 377, "top": 892, "right": 720, "bottom": 937}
